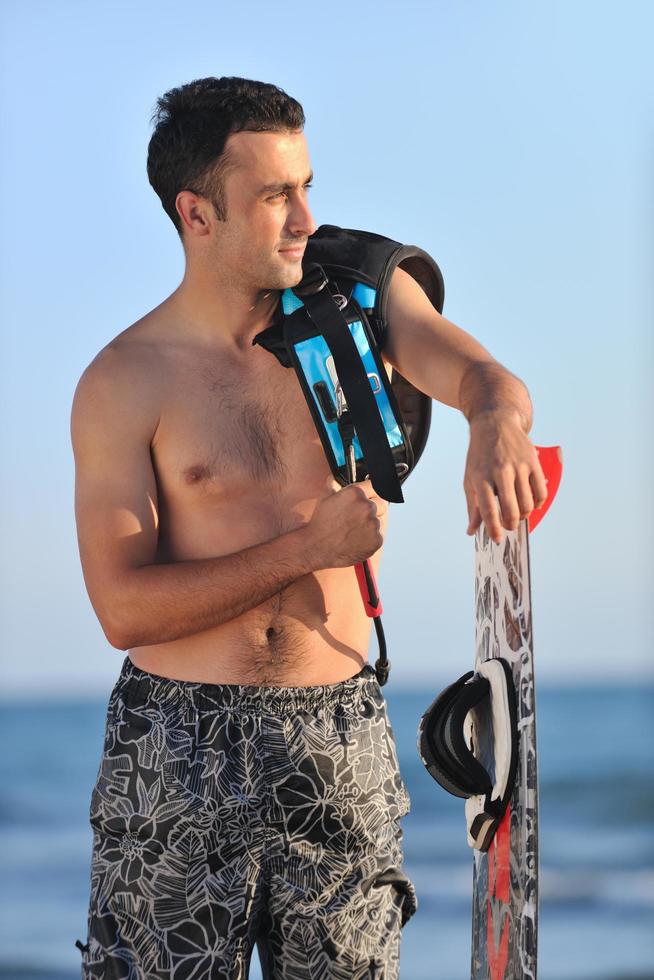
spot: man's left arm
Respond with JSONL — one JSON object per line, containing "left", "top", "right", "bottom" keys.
{"left": 384, "top": 266, "right": 548, "bottom": 544}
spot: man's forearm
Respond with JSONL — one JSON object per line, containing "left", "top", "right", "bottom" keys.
{"left": 458, "top": 360, "right": 533, "bottom": 432}
{"left": 109, "top": 526, "right": 316, "bottom": 650}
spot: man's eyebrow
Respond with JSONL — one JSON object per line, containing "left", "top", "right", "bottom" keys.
{"left": 258, "top": 171, "right": 314, "bottom": 194}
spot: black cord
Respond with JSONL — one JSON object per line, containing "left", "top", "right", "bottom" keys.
{"left": 374, "top": 617, "right": 390, "bottom": 687}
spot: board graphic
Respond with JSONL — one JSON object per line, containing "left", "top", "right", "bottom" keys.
{"left": 470, "top": 445, "right": 562, "bottom": 980}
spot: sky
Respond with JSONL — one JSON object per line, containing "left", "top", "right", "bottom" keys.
{"left": 0, "top": 0, "right": 652, "bottom": 696}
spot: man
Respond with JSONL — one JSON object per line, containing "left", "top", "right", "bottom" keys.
{"left": 72, "top": 76, "right": 546, "bottom": 978}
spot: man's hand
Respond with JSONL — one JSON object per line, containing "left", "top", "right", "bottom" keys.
{"left": 463, "top": 408, "right": 548, "bottom": 544}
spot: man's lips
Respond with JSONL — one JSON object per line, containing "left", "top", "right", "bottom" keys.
{"left": 279, "top": 242, "right": 307, "bottom": 256}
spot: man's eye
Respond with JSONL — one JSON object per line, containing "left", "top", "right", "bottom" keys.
{"left": 268, "top": 184, "right": 312, "bottom": 202}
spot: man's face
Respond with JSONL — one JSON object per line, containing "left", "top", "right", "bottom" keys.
{"left": 207, "top": 129, "right": 317, "bottom": 292}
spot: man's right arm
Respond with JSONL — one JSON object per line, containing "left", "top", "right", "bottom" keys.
{"left": 70, "top": 348, "right": 317, "bottom": 651}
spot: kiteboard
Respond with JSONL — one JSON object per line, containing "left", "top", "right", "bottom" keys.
{"left": 469, "top": 444, "right": 562, "bottom": 980}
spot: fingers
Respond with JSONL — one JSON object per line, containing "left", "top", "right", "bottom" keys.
{"left": 476, "top": 483, "right": 505, "bottom": 544}
{"left": 374, "top": 497, "right": 389, "bottom": 519}
{"left": 348, "top": 480, "right": 388, "bottom": 518}
{"left": 463, "top": 423, "right": 550, "bottom": 544}
{"left": 515, "top": 467, "right": 535, "bottom": 518}
{"left": 494, "top": 467, "right": 523, "bottom": 533}
{"left": 466, "top": 501, "right": 482, "bottom": 536}
{"left": 362, "top": 482, "right": 389, "bottom": 517}
{"left": 467, "top": 464, "right": 544, "bottom": 545}
{"left": 530, "top": 460, "right": 548, "bottom": 510}
{"left": 355, "top": 479, "right": 380, "bottom": 502}
{"left": 346, "top": 480, "right": 374, "bottom": 500}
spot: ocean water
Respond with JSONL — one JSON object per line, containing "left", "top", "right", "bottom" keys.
{"left": 0, "top": 683, "right": 652, "bottom": 980}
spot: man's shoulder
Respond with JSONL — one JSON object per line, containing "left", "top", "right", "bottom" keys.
{"left": 80, "top": 307, "right": 169, "bottom": 387}
{"left": 72, "top": 313, "right": 166, "bottom": 442}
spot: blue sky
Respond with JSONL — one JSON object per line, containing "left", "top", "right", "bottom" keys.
{"left": 0, "top": 0, "right": 652, "bottom": 695}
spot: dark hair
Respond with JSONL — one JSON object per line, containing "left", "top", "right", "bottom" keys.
{"left": 147, "top": 76, "right": 305, "bottom": 236}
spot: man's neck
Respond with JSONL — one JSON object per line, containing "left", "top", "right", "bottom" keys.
{"left": 166, "top": 266, "right": 280, "bottom": 353}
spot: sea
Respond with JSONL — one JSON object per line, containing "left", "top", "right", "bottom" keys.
{"left": 1, "top": 683, "right": 652, "bottom": 980}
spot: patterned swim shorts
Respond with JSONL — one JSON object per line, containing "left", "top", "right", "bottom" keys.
{"left": 76, "top": 656, "right": 418, "bottom": 979}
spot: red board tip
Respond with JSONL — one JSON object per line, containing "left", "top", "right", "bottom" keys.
{"left": 528, "top": 444, "right": 563, "bottom": 533}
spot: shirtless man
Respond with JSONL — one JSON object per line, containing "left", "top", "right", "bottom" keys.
{"left": 72, "top": 76, "right": 546, "bottom": 979}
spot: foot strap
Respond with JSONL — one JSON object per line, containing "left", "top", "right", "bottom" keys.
{"left": 417, "top": 658, "right": 519, "bottom": 850}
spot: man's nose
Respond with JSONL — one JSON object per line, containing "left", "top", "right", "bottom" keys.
{"left": 288, "top": 191, "right": 317, "bottom": 238}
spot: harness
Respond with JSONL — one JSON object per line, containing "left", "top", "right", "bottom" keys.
{"left": 253, "top": 224, "right": 444, "bottom": 500}
{"left": 252, "top": 224, "right": 445, "bottom": 686}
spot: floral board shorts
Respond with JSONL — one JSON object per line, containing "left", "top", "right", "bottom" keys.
{"left": 75, "top": 656, "right": 418, "bottom": 979}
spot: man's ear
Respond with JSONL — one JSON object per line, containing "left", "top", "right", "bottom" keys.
{"left": 175, "top": 190, "right": 213, "bottom": 239}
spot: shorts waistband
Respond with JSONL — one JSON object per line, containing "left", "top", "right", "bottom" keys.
{"left": 116, "top": 656, "right": 380, "bottom": 717}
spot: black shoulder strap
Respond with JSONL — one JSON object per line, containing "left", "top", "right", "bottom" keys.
{"left": 298, "top": 283, "right": 405, "bottom": 503}
{"left": 303, "top": 225, "right": 445, "bottom": 349}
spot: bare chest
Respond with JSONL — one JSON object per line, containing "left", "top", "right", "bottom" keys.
{"left": 150, "top": 344, "right": 336, "bottom": 556}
